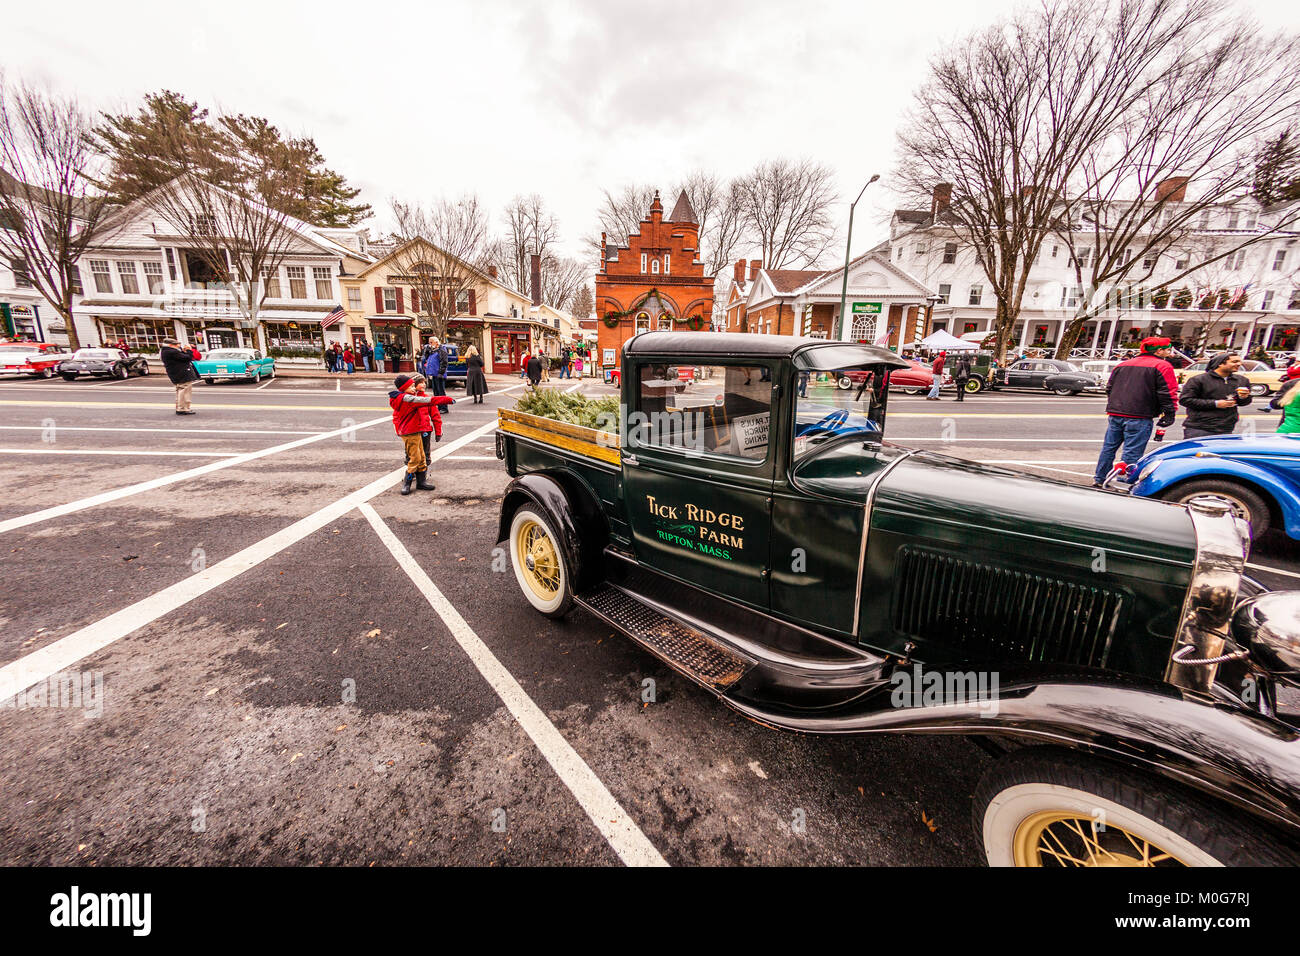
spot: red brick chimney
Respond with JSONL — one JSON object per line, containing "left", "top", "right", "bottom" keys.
{"left": 1155, "top": 177, "right": 1189, "bottom": 203}
{"left": 734, "top": 259, "right": 747, "bottom": 284}
{"left": 931, "top": 183, "right": 952, "bottom": 219}
{"left": 749, "top": 259, "right": 762, "bottom": 281}
{"left": 487, "top": 265, "right": 499, "bottom": 280}
{"left": 530, "top": 253, "right": 542, "bottom": 307}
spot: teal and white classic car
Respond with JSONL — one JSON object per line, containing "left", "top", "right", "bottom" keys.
{"left": 193, "top": 348, "right": 276, "bottom": 384}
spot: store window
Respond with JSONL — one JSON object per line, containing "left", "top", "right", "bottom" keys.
{"left": 116, "top": 261, "right": 139, "bottom": 295}
{"left": 143, "top": 262, "right": 164, "bottom": 295}
{"left": 313, "top": 267, "right": 332, "bottom": 299}
{"left": 657, "top": 316, "right": 673, "bottom": 331}
{"left": 264, "top": 322, "right": 323, "bottom": 351}
{"left": 287, "top": 266, "right": 307, "bottom": 299}
{"left": 100, "top": 319, "right": 171, "bottom": 351}
{"left": 634, "top": 363, "right": 772, "bottom": 462}
{"left": 635, "top": 312, "right": 650, "bottom": 334}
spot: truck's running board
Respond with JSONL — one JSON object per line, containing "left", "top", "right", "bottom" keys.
{"left": 578, "top": 584, "right": 754, "bottom": 690}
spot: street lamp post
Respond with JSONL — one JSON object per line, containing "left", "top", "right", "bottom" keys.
{"left": 920, "top": 293, "right": 942, "bottom": 349}
{"left": 834, "top": 174, "right": 880, "bottom": 341}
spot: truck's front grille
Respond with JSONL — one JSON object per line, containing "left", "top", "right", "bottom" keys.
{"left": 892, "top": 548, "right": 1124, "bottom": 668}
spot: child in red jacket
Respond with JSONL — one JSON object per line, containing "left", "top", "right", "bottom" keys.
{"left": 389, "top": 374, "right": 453, "bottom": 495}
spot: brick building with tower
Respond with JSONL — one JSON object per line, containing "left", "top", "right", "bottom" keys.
{"left": 595, "top": 190, "right": 714, "bottom": 372}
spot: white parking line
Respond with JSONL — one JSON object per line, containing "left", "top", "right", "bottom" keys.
{"left": 255, "top": 378, "right": 276, "bottom": 390}
{"left": 358, "top": 502, "right": 667, "bottom": 868}
{"left": 0, "top": 448, "right": 240, "bottom": 458}
{"left": 0, "top": 420, "right": 499, "bottom": 704}
{"left": 565, "top": 381, "right": 583, "bottom": 394}
{"left": 0, "top": 414, "right": 389, "bottom": 534}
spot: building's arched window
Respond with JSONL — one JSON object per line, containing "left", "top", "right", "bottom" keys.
{"left": 635, "top": 311, "right": 650, "bottom": 333}
{"left": 851, "top": 315, "right": 877, "bottom": 341}
{"left": 651, "top": 259, "right": 660, "bottom": 274}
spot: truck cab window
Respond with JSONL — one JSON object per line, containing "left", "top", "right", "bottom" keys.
{"left": 793, "top": 363, "right": 885, "bottom": 460}
{"left": 633, "top": 363, "right": 771, "bottom": 461}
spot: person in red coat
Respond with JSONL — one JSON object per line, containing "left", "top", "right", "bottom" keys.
{"left": 342, "top": 346, "right": 355, "bottom": 374}
{"left": 389, "top": 374, "right": 453, "bottom": 495}
{"left": 926, "top": 351, "right": 947, "bottom": 400}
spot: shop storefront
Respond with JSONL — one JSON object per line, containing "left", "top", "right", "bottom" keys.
{"left": 98, "top": 317, "right": 177, "bottom": 351}
{"left": 445, "top": 320, "right": 487, "bottom": 363}
{"left": 490, "top": 323, "right": 531, "bottom": 373}
{"left": 263, "top": 319, "right": 324, "bottom": 358}
{"left": 368, "top": 317, "right": 415, "bottom": 371}
{"left": 0, "top": 302, "right": 45, "bottom": 341}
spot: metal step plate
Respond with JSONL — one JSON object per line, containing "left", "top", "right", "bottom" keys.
{"left": 579, "top": 584, "right": 752, "bottom": 689}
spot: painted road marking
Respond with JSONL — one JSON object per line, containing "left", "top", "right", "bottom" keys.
{"left": 0, "top": 414, "right": 389, "bottom": 534}
{"left": 564, "top": 381, "right": 584, "bottom": 394}
{"left": 0, "top": 448, "right": 241, "bottom": 458}
{"left": 1248, "top": 562, "right": 1300, "bottom": 581}
{"left": 0, "top": 421, "right": 499, "bottom": 703}
{"left": 0, "top": 425, "right": 326, "bottom": 436}
{"left": 255, "top": 378, "right": 275, "bottom": 390}
{"left": 358, "top": 501, "right": 668, "bottom": 868}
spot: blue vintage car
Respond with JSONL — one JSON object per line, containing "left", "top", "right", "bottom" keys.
{"left": 194, "top": 348, "right": 276, "bottom": 384}
{"left": 1125, "top": 433, "right": 1300, "bottom": 541}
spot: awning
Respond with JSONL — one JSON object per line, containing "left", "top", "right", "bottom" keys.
{"left": 920, "top": 329, "right": 978, "bottom": 350}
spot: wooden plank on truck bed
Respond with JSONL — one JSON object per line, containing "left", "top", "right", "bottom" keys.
{"left": 497, "top": 408, "right": 622, "bottom": 466}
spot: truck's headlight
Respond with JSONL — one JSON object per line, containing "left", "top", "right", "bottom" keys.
{"left": 1234, "top": 591, "right": 1300, "bottom": 688}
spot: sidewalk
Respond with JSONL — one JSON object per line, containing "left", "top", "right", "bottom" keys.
{"left": 274, "top": 365, "right": 603, "bottom": 387}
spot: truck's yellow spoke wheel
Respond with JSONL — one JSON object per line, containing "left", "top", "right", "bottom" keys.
{"left": 517, "top": 519, "right": 560, "bottom": 598}
{"left": 1013, "top": 811, "right": 1186, "bottom": 867}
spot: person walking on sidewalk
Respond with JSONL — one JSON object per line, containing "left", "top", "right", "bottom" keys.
{"left": 1180, "top": 352, "right": 1252, "bottom": 439}
{"left": 160, "top": 338, "right": 201, "bottom": 416}
{"left": 1092, "top": 336, "right": 1177, "bottom": 487}
{"left": 926, "top": 351, "right": 947, "bottom": 401}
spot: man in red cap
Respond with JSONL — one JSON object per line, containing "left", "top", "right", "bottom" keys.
{"left": 1092, "top": 336, "right": 1177, "bottom": 487}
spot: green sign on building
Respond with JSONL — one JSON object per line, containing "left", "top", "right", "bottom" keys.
{"left": 851, "top": 302, "right": 882, "bottom": 315}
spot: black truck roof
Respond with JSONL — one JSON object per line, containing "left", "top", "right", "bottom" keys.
{"left": 623, "top": 331, "right": 909, "bottom": 370}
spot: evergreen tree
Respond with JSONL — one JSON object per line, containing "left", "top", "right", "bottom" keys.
{"left": 1252, "top": 129, "right": 1300, "bottom": 206}
{"left": 95, "top": 91, "right": 371, "bottom": 226}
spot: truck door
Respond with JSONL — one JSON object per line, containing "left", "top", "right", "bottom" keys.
{"left": 621, "top": 360, "right": 775, "bottom": 610}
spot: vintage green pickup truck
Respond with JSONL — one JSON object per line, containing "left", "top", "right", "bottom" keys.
{"left": 494, "top": 331, "right": 1300, "bottom": 867}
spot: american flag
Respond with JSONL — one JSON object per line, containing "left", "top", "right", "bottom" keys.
{"left": 322, "top": 305, "right": 345, "bottom": 329}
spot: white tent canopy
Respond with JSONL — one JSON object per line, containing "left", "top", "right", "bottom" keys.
{"left": 919, "top": 329, "right": 978, "bottom": 350}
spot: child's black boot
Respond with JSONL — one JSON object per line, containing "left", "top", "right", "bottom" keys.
{"left": 400, "top": 472, "right": 416, "bottom": 495}
{"left": 415, "top": 470, "right": 436, "bottom": 491}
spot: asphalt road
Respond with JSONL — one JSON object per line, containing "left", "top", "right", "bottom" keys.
{"left": 0, "top": 371, "right": 1296, "bottom": 866}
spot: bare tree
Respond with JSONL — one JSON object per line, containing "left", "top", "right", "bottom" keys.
{"left": 734, "top": 158, "right": 837, "bottom": 269}
{"left": 539, "top": 255, "right": 589, "bottom": 313}
{"left": 491, "top": 193, "right": 560, "bottom": 294}
{"left": 895, "top": 0, "right": 1229, "bottom": 360}
{"left": 0, "top": 75, "right": 111, "bottom": 348}
{"left": 391, "top": 196, "right": 492, "bottom": 341}
{"left": 584, "top": 183, "right": 657, "bottom": 256}
{"left": 672, "top": 170, "right": 749, "bottom": 279}
{"left": 1052, "top": 8, "right": 1300, "bottom": 356}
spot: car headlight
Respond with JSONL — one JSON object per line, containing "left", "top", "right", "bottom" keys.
{"left": 1137, "top": 460, "right": 1160, "bottom": 483}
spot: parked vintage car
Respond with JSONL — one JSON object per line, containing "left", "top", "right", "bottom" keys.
{"left": 1080, "top": 359, "right": 1122, "bottom": 386}
{"left": 57, "top": 348, "right": 149, "bottom": 381}
{"left": 1177, "top": 359, "right": 1284, "bottom": 396}
{"left": 193, "top": 348, "right": 276, "bottom": 384}
{"left": 1117, "top": 433, "right": 1300, "bottom": 542}
{"left": 495, "top": 331, "right": 1300, "bottom": 866}
{"left": 0, "top": 341, "right": 70, "bottom": 378}
{"left": 996, "top": 358, "right": 1101, "bottom": 395}
{"left": 835, "top": 360, "right": 940, "bottom": 394}
{"left": 443, "top": 344, "right": 467, "bottom": 388}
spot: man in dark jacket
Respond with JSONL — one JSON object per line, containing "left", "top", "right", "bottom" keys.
{"left": 1180, "top": 352, "right": 1252, "bottom": 439}
{"left": 951, "top": 355, "right": 972, "bottom": 403}
{"left": 526, "top": 352, "right": 543, "bottom": 388}
{"left": 1093, "top": 336, "right": 1177, "bottom": 486}
{"left": 159, "top": 339, "right": 200, "bottom": 415}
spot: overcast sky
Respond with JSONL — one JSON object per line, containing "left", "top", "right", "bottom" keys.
{"left": 8, "top": 0, "right": 1297, "bottom": 266}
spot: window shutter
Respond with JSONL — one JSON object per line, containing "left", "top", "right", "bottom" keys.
{"left": 411, "top": 289, "right": 419, "bottom": 312}
{"left": 374, "top": 287, "right": 383, "bottom": 313}
{"left": 396, "top": 288, "right": 404, "bottom": 313}
{"left": 468, "top": 289, "right": 477, "bottom": 314}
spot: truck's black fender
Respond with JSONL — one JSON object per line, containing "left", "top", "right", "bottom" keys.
{"left": 724, "top": 670, "right": 1300, "bottom": 837}
{"left": 497, "top": 470, "right": 610, "bottom": 592}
